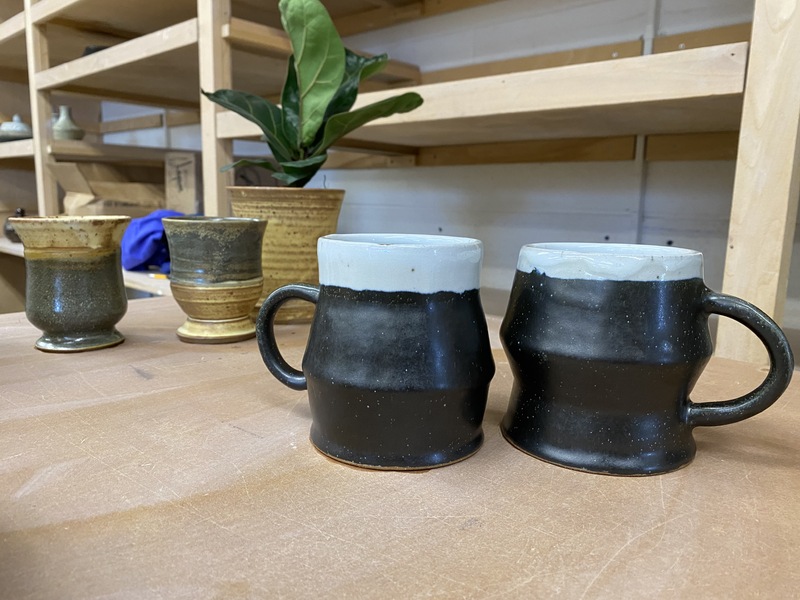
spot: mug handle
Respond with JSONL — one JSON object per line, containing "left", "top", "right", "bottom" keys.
{"left": 255, "top": 283, "right": 319, "bottom": 391}
{"left": 686, "top": 291, "right": 794, "bottom": 427}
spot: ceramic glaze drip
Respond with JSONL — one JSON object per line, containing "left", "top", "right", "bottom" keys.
{"left": 517, "top": 242, "right": 703, "bottom": 282}
{"left": 318, "top": 233, "right": 483, "bottom": 293}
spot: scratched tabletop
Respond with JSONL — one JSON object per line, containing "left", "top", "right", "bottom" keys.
{"left": 1, "top": 296, "right": 799, "bottom": 599}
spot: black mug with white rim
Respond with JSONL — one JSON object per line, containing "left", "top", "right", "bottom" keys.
{"left": 256, "top": 233, "right": 496, "bottom": 470}
{"left": 500, "top": 242, "right": 794, "bottom": 476}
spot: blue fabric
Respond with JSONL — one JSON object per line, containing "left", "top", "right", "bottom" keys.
{"left": 121, "top": 209, "right": 184, "bottom": 273}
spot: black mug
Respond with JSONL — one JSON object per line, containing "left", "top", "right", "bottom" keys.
{"left": 501, "top": 242, "right": 794, "bottom": 476}
{"left": 257, "top": 233, "right": 496, "bottom": 470}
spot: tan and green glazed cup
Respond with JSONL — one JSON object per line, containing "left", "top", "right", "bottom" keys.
{"left": 10, "top": 215, "right": 131, "bottom": 352}
{"left": 163, "top": 216, "right": 267, "bottom": 343}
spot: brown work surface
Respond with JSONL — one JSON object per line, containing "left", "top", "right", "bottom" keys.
{"left": 1, "top": 297, "right": 798, "bottom": 598}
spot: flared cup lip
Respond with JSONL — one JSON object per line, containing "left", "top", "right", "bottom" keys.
{"left": 518, "top": 242, "right": 703, "bottom": 282}
{"left": 162, "top": 216, "right": 266, "bottom": 225}
{"left": 322, "top": 233, "right": 482, "bottom": 249}
{"left": 319, "top": 233, "right": 483, "bottom": 293}
{"left": 9, "top": 215, "right": 131, "bottom": 224}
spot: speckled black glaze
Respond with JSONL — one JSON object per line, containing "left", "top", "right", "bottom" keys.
{"left": 257, "top": 284, "right": 496, "bottom": 469}
{"left": 163, "top": 217, "right": 266, "bottom": 285}
{"left": 25, "top": 250, "right": 127, "bottom": 352}
{"left": 501, "top": 269, "right": 793, "bottom": 475}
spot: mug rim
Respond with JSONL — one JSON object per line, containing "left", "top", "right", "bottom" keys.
{"left": 518, "top": 242, "right": 704, "bottom": 282}
{"left": 523, "top": 242, "right": 702, "bottom": 258}
{"left": 322, "top": 233, "right": 481, "bottom": 248}
{"left": 319, "top": 233, "right": 483, "bottom": 294}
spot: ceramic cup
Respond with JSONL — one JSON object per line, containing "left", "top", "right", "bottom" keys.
{"left": 500, "top": 242, "right": 794, "bottom": 476}
{"left": 10, "top": 215, "right": 131, "bottom": 352}
{"left": 163, "top": 216, "right": 267, "bottom": 343}
{"left": 256, "top": 233, "right": 496, "bottom": 470}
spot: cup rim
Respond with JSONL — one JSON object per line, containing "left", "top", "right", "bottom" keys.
{"left": 523, "top": 242, "right": 702, "bottom": 258}
{"left": 9, "top": 215, "right": 131, "bottom": 224}
{"left": 322, "top": 233, "right": 481, "bottom": 248}
{"left": 162, "top": 216, "right": 265, "bottom": 225}
{"left": 518, "top": 242, "right": 703, "bottom": 282}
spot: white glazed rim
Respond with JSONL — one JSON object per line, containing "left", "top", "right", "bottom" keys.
{"left": 322, "top": 233, "right": 482, "bottom": 249}
{"left": 319, "top": 233, "right": 483, "bottom": 293}
{"left": 517, "top": 242, "right": 703, "bottom": 282}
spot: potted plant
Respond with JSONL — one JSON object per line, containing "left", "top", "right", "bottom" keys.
{"left": 202, "top": 0, "right": 423, "bottom": 323}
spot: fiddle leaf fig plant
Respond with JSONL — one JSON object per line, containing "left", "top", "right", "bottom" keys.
{"left": 202, "top": 0, "right": 424, "bottom": 187}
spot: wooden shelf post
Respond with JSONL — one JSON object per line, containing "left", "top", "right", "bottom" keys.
{"left": 24, "top": 0, "right": 58, "bottom": 215}
{"left": 717, "top": 0, "right": 800, "bottom": 362}
{"left": 198, "top": 0, "right": 234, "bottom": 216}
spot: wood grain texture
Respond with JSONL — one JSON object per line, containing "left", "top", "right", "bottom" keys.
{"left": 0, "top": 296, "right": 799, "bottom": 597}
{"left": 717, "top": 0, "right": 800, "bottom": 362}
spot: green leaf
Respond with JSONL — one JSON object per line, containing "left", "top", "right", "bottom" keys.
{"left": 220, "top": 158, "right": 278, "bottom": 173}
{"left": 280, "top": 59, "right": 302, "bottom": 151}
{"left": 322, "top": 50, "right": 388, "bottom": 124}
{"left": 313, "top": 92, "right": 424, "bottom": 155}
{"left": 272, "top": 153, "right": 329, "bottom": 187}
{"left": 279, "top": 0, "right": 346, "bottom": 146}
{"left": 201, "top": 89, "right": 294, "bottom": 163}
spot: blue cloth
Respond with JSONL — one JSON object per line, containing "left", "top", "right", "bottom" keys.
{"left": 121, "top": 209, "right": 184, "bottom": 273}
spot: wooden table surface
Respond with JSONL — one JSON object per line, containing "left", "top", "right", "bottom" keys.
{"left": 1, "top": 296, "right": 799, "bottom": 599}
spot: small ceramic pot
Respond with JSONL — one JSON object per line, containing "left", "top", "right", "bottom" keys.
{"left": 52, "top": 105, "right": 85, "bottom": 141}
{"left": 10, "top": 216, "right": 131, "bottom": 352}
{"left": 163, "top": 216, "right": 267, "bottom": 343}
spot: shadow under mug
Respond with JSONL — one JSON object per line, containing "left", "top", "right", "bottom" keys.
{"left": 501, "top": 242, "right": 794, "bottom": 476}
{"left": 256, "top": 233, "right": 496, "bottom": 470}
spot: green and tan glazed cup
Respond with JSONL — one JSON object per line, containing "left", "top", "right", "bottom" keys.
{"left": 10, "top": 215, "right": 131, "bottom": 352}
{"left": 163, "top": 216, "right": 267, "bottom": 343}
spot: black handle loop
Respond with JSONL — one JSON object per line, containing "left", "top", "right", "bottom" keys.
{"left": 687, "top": 292, "right": 794, "bottom": 427}
{"left": 255, "top": 283, "right": 319, "bottom": 391}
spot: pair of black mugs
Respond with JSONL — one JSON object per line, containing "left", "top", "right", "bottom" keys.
{"left": 257, "top": 234, "right": 794, "bottom": 476}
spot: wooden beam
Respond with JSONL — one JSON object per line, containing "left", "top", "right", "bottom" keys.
{"left": 423, "top": 40, "right": 643, "bottom": 85}
{"left": 334, "top": 0, "right": 506, "bottom": 37}
{"left": 644, "top": 132, "right": 739, "bottom": 161}
{"left": 35, "top": 19, "right": 198, "bottom": 90}
{"left": 418, "top": 137, "right": 636, "bottom": 166}
{"left": 653, "top": 22, "right": 752, "bottom": 54}
{"left": 349, "top": 42, "right": 747, "bottom": 147}
{"left": 24, "top": 0, "right": 59, "bottom": 216}
{"left": 225, "top": 18, "right": 420, "bottom": 85}
{"left": 717, "top": 0, "right": 800, "bottom": 363}
{"left": 0, "top": 11, "right": 25, "bottom": 45}
{"left": 99, "top": 113, "right": 163, "bottom": 134}
{"left": 198, "top": 0, "right": 233, "bottom": 217}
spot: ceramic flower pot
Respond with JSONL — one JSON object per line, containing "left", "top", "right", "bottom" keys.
{"left": 163, "top": 216, "right": 267, "bottom": 343}
{"left": 228, "top": 186, "right": 344, "bottom": 324}
{"left": 10, "top": 215, "right": 130, "bottom": 352}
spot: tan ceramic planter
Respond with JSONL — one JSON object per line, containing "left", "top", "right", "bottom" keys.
{"left": 228, "top": 186, "right": 344, "bottom": 323}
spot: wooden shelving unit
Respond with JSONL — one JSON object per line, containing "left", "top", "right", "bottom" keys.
{"left": 2, "top": 0, "right": 799, "bottom": 362}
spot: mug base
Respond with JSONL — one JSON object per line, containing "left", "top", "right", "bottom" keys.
{"left": 310, "top": 432, "right": 484, "bottom": 471}
{"left": 35, "top": 329, "right": 125, "bottom": 353}
{"left": 177, "top": 316, "right": 256, "bottom": 344}
{"left": 500, "top": 427, "right": 694, "bottom": 477}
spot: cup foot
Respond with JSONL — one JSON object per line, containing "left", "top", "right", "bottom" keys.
{"left": 500, "top": 426, "right": 694, "bottom": 476}
{"left": 35, "top": 329, "right": 125, "bottom": 353}
{"left": 309, "top": 431, "right": 484, "bottom": 471}
{"left": 177, "top": 316, "right": 256, "bottom": 344}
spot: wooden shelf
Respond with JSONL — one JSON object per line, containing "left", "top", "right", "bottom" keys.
{"left": 217, "top": 42, "right": 747, "bottom": 148}
{"left": 47, "top": 139, "right": 172, "bottom": 166}
{"left": 0, "top": 236, "right": 24, "bottom": 258}
{"left": 0, "top": 138, "right": 34, "bottom": 160}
